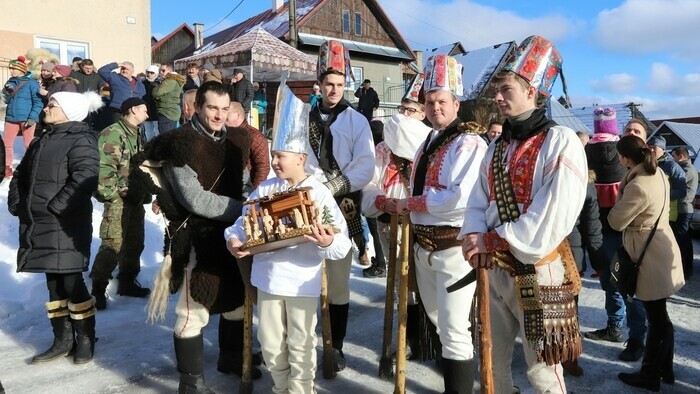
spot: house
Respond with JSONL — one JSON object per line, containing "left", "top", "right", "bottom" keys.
{"left": 649, "top": 122, "right": 700, "bottom": 159}
{"left": 0, "top": 0, "right": 151, "bottom": 75}
{"left": 152, "top": 23, "right": 195, "bottom": 66}
{"left": 547, "top": 99, "right": 590, "bottom": 133}
{"left": 651, "top": 116, "right": 700, "bottom": 127}
{"left": 569, "top": 103, "right": 656, "bottom": 135}
{"left": 172, "top": 0, "right": 415, "bottom": 113}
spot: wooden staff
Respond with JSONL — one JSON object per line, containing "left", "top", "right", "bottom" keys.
{"left": 378, "top": 214, "right": 399, "bottom": 379}
{"left": 239, "top": 284, "right": 254, "bottom": 394}
{"left": 394, "top": 217, "right": 410, "bottom": 394}
{"left": 320, "top": 260, "right": 336, "bottom": 379}
{"left": 476, "top": 255, "right": 494, "bottom": 394}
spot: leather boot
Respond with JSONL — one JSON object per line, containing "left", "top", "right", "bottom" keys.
{"left": 660, "top": 322, "right": 675, "bottom": 385}
{"left": 406, "top": 304, "right": 419, "bottom": 360}
{"left": 91, "top": 279, "right": 108, "bottom": 310}
{"left": 562, "top": 358, "right": 584, "bottom": 377}
{"left": 329, "top": 303, "right": 349, "bottom": 371}
{"left": 174, "top": 334, "right": 215, "bottom": 394}
{"left": 216, "top": 317, "right": 261, "bottom": 379}
{"left": 69, "top": 297, "right": 96, "bottom": 364}
{"left": 32, "top": 300, "right": 74, "bottom": 363}
{"left": 441, "top": 358, "right": 475, "bottom": 394}
{"left": 619, "top": 323, "right": 662, "bottom": 392}
{"left": 117, "top": 274, "right": 151, "bottom": 298}
{"left": 0, "top": 379, "right": 4, "bottom": 394}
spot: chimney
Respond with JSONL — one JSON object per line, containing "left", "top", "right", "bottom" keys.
{"left": 414, "top": 50, "right": 423, "bottom": 71}
{"left": 273, "top": 0, "right": 284, "bottom": 11}
{"left": 193, "top": 23, "right": 204, "bottom": 49}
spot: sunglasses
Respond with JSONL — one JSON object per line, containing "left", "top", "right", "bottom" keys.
{"left": 397, "top": 105, "right": 420, "bottom": 115}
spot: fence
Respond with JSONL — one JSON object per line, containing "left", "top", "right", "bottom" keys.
{"left": 342, "top": 80, "right": 407, "bottom": 120}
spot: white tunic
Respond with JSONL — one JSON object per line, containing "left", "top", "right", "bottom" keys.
{"left": 224, "top": 177, "right": 352, "bottom": 298}
{"left": 459, "top": 126, "right": 588, "bottom": 265}
{"left": 408, "top": 131, "right": 488, "bottom": 226}
{"left": 305, "top": 106, "right": 375, "bottom": 192}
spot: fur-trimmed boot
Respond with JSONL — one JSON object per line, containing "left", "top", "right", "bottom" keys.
{"left": 69, "top": 297, "right": 97, "bottom": 364}
{"left": 174, "top": 334, "right": 215, "bottom": 394}
{"left": 216, "top": 317, "right": 261, "bottom": 379}
{"left": 32, "top": 299, "right": 74, "bottom": 363}
{"left": 329, "top": 303, "right": 349, "bottom": 372}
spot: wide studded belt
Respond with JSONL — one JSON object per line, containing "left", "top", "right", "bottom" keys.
{"left": 413, "top": 224, "right": 462, "bottom": 252}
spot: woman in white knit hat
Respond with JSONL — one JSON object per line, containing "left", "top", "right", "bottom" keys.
{"left": 8, "top": 91, "right": 103, "bottom": 365}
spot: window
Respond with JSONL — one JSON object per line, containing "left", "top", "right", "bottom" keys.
{"left": 342, "top": 10, "right": 350, "bottom": 34}
{"left": 347, "top": 66, "right": 363, "bottom": 90}
{"left": 35, "top": 37, "right": 90, "bottom": 64}
{"left": 355, "top": 13, "right": 362, "bottom": 36}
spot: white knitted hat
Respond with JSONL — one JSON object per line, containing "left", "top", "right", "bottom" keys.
{"left": 52, "top": 91, "right": 104, "bottom": 122}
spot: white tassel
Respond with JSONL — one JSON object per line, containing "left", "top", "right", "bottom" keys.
{"left": 147, "top": 252, "right": 173, "bottom": 323}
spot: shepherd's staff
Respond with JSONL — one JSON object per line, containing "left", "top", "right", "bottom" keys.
{"left": 378, "top": 214, "right": 399, "bottom": 379}
{"left": 394, "top": 216, "right": 410, "bottom": 394}
{"left": 475, "top": 255, "right": 493, "bottom": 394}
{"left": 320, "top": 259, "right": 336, "bottom": 379}
{"left": 237, "top": 256, "right": 255, "bottom": 394}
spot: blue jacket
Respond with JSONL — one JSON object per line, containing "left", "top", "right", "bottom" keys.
{"left": 2, "top": 73, "right": 43, "bottom": 122}
{"left": 98, "top": 62, "right": 146, "bottom": 110}
{"left": 657, "top": 153, "right": 686, "bottom": 201}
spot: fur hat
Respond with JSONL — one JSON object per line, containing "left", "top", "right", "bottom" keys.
{"left": 593, "top": 107, "right": 618, "bottom": 135}
{"left": 54, "top": 65, "right": 72, "bottom": 78}
{"left": 423, "top": 54, "right": 463, "bottom": 97}
{"left": 52, "top": 91, "right": 104, "bottom": 122}
{"left": 647, "top": 135, "right": 666, "bottom": 150}
{"left": 9, "top": 56, "right": 28, "bottom": 74}
{"left": 317, "top": 40, "right": 354, "bottom": 81}
{"left": 502, "top": 35, "right": 568, "bottom": 104}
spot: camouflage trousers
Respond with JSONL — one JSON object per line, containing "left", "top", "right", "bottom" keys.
{"left": 90, "top": 198, "right": 145, "bottom": 281}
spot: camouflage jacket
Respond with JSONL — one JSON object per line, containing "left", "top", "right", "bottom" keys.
{"left": 96, "top": 118, "right": 142, "bottom": 202}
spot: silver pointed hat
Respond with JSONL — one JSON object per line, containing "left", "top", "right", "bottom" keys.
{"left": 271, "top": 75, "right": 310, "bottom": 154}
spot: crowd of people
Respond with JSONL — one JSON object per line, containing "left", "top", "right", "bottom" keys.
{"left": 0, "top": 33, "right": 691, "bottom": 394}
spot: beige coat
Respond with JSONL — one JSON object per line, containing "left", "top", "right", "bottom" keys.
{"left": 608, "top": 164, "right": 685, "bottom": 301}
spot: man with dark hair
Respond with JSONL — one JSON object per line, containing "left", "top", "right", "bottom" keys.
{"left": 131, "top": 81, "right": 255, "bottom": 391}
{"left": 71, "top": 59, "right": 105, "bottom": 94}
{"left": 308, "top": 40, "right": 375, "bottom": 371}
{"left": 671, "top": 146, "right": 697, "bottom": 279}
{"left": 90, "top": 98, "right": 150, "bottom": 310}
{"left": 354, "top": 78, "right": 380, "bottom": 121}
{"left": 485, "top": 120, "right": 503, "bottom": 143}
{"left": 230, "top": 68, "right": 254, "bottom": 116}
{"left": 183, "top": 63, "right": 201, "bottom": 91}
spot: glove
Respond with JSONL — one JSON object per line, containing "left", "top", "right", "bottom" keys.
{"left": 24, "top": 119, "right": 36, "bottom": 128}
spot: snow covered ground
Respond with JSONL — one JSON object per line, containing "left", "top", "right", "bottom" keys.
{"left": 1, "top": 137, "right": 699, "bottom": 393}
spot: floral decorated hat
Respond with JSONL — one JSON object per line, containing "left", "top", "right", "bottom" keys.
{"left": 403, "top": 73, "right": 425, "bottom": 103}
{"left": 423, "top": 54, "right": 464, "bottom": 98}
{"left": 317, "top": 40, "right": 354, "bottom": 81}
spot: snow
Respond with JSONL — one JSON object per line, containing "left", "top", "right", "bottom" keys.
{"left": 1, "top": 137, "right": 699, "bottom": 393}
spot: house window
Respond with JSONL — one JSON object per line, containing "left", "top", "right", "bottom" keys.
{"left": 355, "top": 13, "right": 362, "bottom": 36}
{"left": 342, "top": 10, "right": 350, "bottom": 34}
{"left": 348, "top": 66, "right": 363, "bottom": 90}
{"left": 35, "top": 37, "right": 90, "bottom": 64}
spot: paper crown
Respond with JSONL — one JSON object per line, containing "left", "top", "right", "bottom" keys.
{"left": 317, "top": 40, "right": 354, "bottom": 81}
{"left": 502, "top": 35, "right": 568, "bottom": 103}
{"left": 271, "top": 82, "right": 310, "bottom": 154}
{"left": 403, "top": 73, "right": 425, "bottom": 103}
{"left": 423, "top": 54, "right": 464, "bottom": 97}
{"left": 593, "top": 107, "right": 618, "bottom": 135}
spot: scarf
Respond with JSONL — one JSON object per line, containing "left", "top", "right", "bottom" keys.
{"left": 501, "top": 107, "right": 557, "bottom": 142}
{"left": 191, "top": 114, "right": 227, "bottom": 143}
{"left": 412, "top": 118, "right": 462, "bottom": 197}
{"left": 308, "top": 99, "right": 350, "bottom": 174}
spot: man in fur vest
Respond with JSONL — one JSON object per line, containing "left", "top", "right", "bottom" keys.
{"left": 128, "top": 81, "right": 255, "bottom": 392}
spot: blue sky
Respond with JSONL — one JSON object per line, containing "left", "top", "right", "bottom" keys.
{"left": 151, "top": 0, "right": 700, "bottom": 120}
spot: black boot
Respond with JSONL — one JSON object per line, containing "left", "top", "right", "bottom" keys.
{"left": 69, "top": 297, "right": 96, "bottom": 364}
{"left": 362, "top": 257, "right": 386, "bottom": 278}
{"left": 619, "top": 323, "right": 662, "bottom": 392}
{"left": 583, "top": 324, "right": 624, "bottom": 342}
{"left": 32, "top": 300, "right": 74, "bottom": 364}
{"left": 0, "top": 379, "right": 4, "bottom": 394}
{"left": 117, "top": 274, "right": 151, "bottom": 298}
{"left": 329, "top": 303, "right": 349, "bottom": 371}
{"left": 660, "top": 322, "right": 675, "bottom": 385}
{"left": 441, "top": 358, "right": 475, "bottom": 394}
{"left": 174, "top": 334, "right": 215, "bottom": 394}
{"left": 91, "top": 279, "right": 108, "bottom": 310}
{"left": 216, "top": 317, "right": 261, "bottom": 379}
{"left": 406, "top": 304, "right": 419, "bottom": 360}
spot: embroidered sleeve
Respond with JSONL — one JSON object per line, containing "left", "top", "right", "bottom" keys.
{"left": 407, "top": 195, "right": 427, "bottom": 212}
{"left": 484, "top": 230, "right": 510, "bottom": 253}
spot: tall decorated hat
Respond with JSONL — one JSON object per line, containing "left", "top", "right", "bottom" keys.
{"left": 423, "top": 54, "right": 464, "bottom": 98}
{"left": 402, "top": 73, "right": 425, "bottom": 103}
{"left": 271, "top": 77, "right": 310, "bottom": 154}
{"left": 317, "top": 39, "right": 354, "bottom": 81}
{"left": 501, "top": 35, "right": 569, "bottom": 104}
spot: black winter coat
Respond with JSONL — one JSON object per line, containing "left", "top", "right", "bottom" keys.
{"left": 231, "top": 77, "right": 254, "bottom": 113}
{"left": 0, "top": 137, "right": 5, "bottom": 179}
{"left": 585, "top": 141, "right": 626, "bottom": 185}
{"left": 568, "top": 180, "right": 607, "bottom": 272}
{"left": 8, "top": 121, "right": 98, "bottom": 273}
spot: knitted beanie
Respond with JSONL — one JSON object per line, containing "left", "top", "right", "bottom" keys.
{"left": 42, "top": 61, "right": 57, "bottom": 72}
{"left": 9, "top": 56, "right": 28, "bottom": 74}
{"left": 54, "top": 65, "right": 72, "bottom": 78}
{"left": 52, "top": 91, "right": 104, "bottom": 122}
{"left": 593, "top": 107, "right": 617, "bottom": 135}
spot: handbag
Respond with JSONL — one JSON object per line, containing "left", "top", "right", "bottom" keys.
{"left": 609, "top": 176, "right": 665, "bottom": 301}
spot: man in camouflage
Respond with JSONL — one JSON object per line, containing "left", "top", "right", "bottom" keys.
{"left": 90, "top": 97, "right": 151, "bottom": 310}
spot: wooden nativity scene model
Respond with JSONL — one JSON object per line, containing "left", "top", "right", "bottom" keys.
{"left": 241, "top": 186, "right": 339, "bottom": 254}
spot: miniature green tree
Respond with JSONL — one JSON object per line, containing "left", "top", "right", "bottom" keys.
{"left": 321, "top": 205, "right": 334, "bottom": 225}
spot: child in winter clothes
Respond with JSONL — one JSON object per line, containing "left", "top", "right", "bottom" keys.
{"left": 225, "top": 85, "right": 351, "bottom": 394}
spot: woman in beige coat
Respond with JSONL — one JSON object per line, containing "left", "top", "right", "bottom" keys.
{"left": 608, "top": 135, "right": 685, "bottom": 391}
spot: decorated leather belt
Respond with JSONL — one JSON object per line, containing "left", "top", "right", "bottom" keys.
{"left": 493, "top": 248, "right": 559, "bottom": 275}
{"left": 413, "top": 224, "right": 462, "bottom": 251}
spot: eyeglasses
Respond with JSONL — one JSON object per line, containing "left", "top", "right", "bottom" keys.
{"left": 397, "top": 106, "right": 420, "bottom": 115}
{"left": 47, "top": 103, "right": 61, "bottom": 109}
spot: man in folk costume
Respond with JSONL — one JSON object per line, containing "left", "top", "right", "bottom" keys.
{"left": 461, "top": 35, "right": 587, "bottom": 393}
{"left": 306, "top": 40, "right": 376, "bottom": 371}
{"left": 129, "top": 81, "right": 254, "bottom": 392}
{"left": 394, "top": 55, "right": 488, "bottom": 393}
{"left": 361, "top": 74, "right": 431, "bottom": 357}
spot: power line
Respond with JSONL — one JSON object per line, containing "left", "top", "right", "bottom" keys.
{"left": 204, "top": 0, "right": 247, "bottom": 33}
